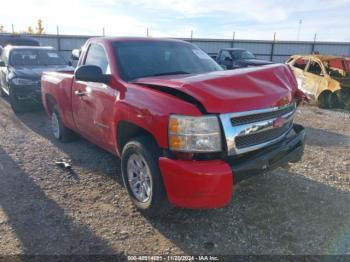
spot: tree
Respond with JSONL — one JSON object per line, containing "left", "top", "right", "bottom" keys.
{"left": 27, "top": 26, "right": 34, "bottom": 34}
{"left": 36, "top": 19, "right": 44, "bottom": 34}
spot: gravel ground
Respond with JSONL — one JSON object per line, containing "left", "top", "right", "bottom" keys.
{"left": 0, "top": 97, "right": 349, "bottom": 256}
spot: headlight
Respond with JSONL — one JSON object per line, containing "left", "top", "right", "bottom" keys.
{"left": 11, "top": 78, "right": 36, "bottom": 85}
{"left": 169, "top": 115, "right": 222, "bottom": 152}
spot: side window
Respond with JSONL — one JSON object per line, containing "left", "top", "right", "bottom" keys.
{"left": 219, "top": 50, "right": 231, "bottom": 62}
{"left": 293, "top": 58, "right": 308, "bottom": 70}
{"left": 307, "top": 60, "right": 323, "bottom": 76}
{"left": 84, "top": 44, "right": 110, "bottom": 74}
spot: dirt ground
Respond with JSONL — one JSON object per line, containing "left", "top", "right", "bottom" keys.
{"left": 0, "top": 97, "right": 349, "bottom": 256}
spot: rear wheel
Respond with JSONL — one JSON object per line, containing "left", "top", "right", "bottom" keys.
{"left": 51, "top": 105, "right": 76, "bottom": 142}
{"left": 330, "top": 92, "right": 341, "bottom": 109}
{"left": 121, "top": 136, "right": 170, "bottom": 217}
{"left": 318, "top": 91, "right": 332, "bottom": 109}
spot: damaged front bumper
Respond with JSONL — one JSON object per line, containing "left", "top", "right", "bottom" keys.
{"left": 159, "top": 124, "right": 305, "bottom": 209}
{"left": 10, "top": 84, "right": 42, "bottom": 104}
{"left": 227, "top": 124, "right": 305, "bottom": 183}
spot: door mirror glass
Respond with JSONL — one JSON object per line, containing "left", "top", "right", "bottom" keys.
{"left": 75, "top": 65, "right": 110, "bottom": 84}
{"left": 0, "top": 60, "right": 5, "bottom": 67}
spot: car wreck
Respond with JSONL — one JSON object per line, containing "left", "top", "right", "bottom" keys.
{"left": 286, "top": 54, "right": 350, "bottom": 109}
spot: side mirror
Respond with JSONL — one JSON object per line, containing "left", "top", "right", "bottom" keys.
{"left": 67, "top": 61, "right": 73, "bottom": 67}
{"left": 0, "top": 60, "right": 5, "bottom": 67}
{"left": 224, "top": 57, "right": 232, "bottom": 62}
{"left": 75, "top": 65, "right": 110, "bottom": 84}
{"left": 71, "top": 49, "right": 81, "bottom": 61}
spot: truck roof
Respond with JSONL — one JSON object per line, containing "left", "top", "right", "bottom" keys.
{"left": 88, "top": 36, "right": 191, "bottom": 45}
{"left": 5, "top": 45, "right": 55, "bottom": 51}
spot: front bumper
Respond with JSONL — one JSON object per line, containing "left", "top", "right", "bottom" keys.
{"left": 10, "top": 84, "right": 42, "bottom": 103}
{"left": 159, "top": 124, "right": 305, "bottom": 209}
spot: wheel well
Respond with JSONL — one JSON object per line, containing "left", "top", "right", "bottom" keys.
{"left": 117, "top": 121, "right": 159, "bottom": 152}
{"left": 45, "top": 94, "right": 57, "bottom": 115}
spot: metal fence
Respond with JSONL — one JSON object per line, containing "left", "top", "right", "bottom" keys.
{"left": 2, "top": 33, "right": 350, "bottom": 63}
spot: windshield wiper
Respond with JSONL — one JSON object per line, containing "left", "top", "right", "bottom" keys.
{"left": 150, "top": 71, "right": 191, "bottom": 77}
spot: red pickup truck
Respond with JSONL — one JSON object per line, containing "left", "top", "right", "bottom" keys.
{"left": 41, "top": 37, "right": 306, "bottom": 216}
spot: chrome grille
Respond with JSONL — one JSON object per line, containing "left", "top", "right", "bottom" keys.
{"left": 219, "top": 102, "right": 296, "bottom": 155}
{"left": 235, "top": 122, "right": 292, "bottom": 149}
{"left": 231, "top": 103, "right": 295, "bottom": 126}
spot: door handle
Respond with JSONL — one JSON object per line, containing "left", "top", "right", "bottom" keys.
{"left": 74, "top": 90, "right": 87, "bottom": 97}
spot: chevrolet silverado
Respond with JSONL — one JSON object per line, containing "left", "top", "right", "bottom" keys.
{"left": 41, "top": 37, "right": 306, "bottom": 216}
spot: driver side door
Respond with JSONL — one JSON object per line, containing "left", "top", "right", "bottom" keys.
{"left": 72, "top": 43, "right": 118, "bottom": 151}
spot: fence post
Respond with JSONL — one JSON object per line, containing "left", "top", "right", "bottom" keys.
{"left": 270, "top": 32, "right": 276, "bottom": 61}
{"left": 311, "top": 33, "right": 317, "bottom": 53}
{"left": 56, "top": 26, "right": 61, "bottom": 52}
{"left": 231, "top": 32, "right": 235, "bottom": 48}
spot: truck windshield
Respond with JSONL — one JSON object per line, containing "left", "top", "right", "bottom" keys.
{"left": 230, "top": 50, "right": 255, "bottom": 60}
{"left": 112, "top": 41, "right": 222, "bottom": 81}
{"left": 10, "top": 49, "right": 67, "bottom": 66}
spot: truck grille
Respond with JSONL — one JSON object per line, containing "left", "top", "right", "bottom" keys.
{"left": 219, "top": 102, "right": 296, "bottom": 155}
{"left": 235, "top": 122, "right": 292, "bottom": 149}
{"left": 231, "top": 103, "right": 295, "bottom": 126}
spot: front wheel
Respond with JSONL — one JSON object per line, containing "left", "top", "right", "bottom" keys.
{"left": 121, "top": 136, "right": 170, "bottom": 217}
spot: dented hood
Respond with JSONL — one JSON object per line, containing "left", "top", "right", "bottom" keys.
{"left": 133, "top": 64, "right": 297, "bottom": 113}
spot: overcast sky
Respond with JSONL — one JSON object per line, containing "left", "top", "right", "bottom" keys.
{"left": 0, "top": 0, "right": 349, "bottom": 41}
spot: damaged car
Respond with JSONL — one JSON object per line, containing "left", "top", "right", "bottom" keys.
{"left": 286, "top": 54, "right": 350, "bottom": 109}
{"left": 0, "top": 46, "right": 73, "bottom": 113}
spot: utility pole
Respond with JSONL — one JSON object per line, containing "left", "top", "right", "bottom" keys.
{"left": 147, "top": 28, "right": 149, "bottom": 37}
{"left": 11, "top": 24, "right": 14, "bottom": 34}
{"left": 297, "top": 19, "right": 302, "bottom": 41}
{"left": 190, "top": 30, "right": 193, "bottom": 42}
{"left": 102, "top": 27, "right": 105, "bottom": 36}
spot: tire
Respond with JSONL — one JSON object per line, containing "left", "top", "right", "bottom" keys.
{"left": 9, "top": 88, "right": 27, "bottom": 113}
{"left": 51, "top": 105, "right": 76, "bottom": 142}
{"left": 121, "top": 136, "right": 170, "bottom": 217}
{"left": 318, "top": 91, "right": 332, "bottom": 109}
{"left": 330, "top": 92, "right": 341, "bottom": 109}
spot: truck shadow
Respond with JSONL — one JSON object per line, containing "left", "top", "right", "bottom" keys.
{"left": 305, "top": 126, "right": 350, "bottom": 147}
{"left": 0, "top": 146, "right": 122, "bottom": 256}
{"left": 146, "top": 170, "right": 350, "bottom": 255}
{"left": 4, "top": 99, "right": 349, "bottom": 255}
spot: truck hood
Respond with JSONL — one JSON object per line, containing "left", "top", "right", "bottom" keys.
{"left": 133, "top": 64, "right": 297, "bottom": 113}
{"left": 235, "top": 59, "right": 274, "bottom": 67}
